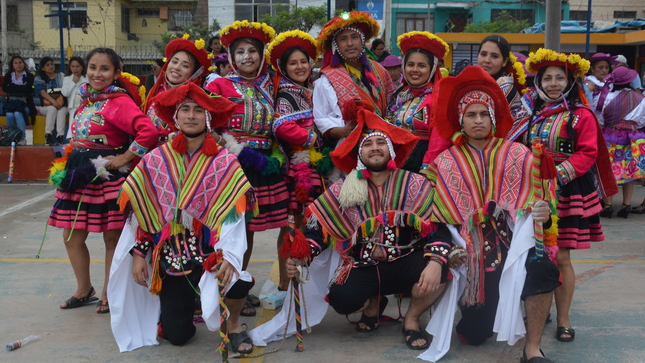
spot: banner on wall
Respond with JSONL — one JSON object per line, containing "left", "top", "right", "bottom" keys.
{"left": 358, "top": 0, "right": 383, "bottom": 20}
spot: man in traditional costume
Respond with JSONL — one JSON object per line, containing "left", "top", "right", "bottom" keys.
{"left": 420, "top": 66, "right": 560, "bottom": 363}
{"left": 250, "top": 107, "right": 457, "bottom": 350}
{"left": 313, "top": 11, "right": 395, "bottom": 145}
{"left": 108, "top": 83, "right": 257, "bottom": 354}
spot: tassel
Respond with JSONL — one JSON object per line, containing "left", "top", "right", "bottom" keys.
{"left": 295, "top": 184, "right": 311, "bottom": 203}
{"left": 540, "top": 147, "right": 558, "bottom": 180}
{"left": 171, "top": 131, "right": 187, "bottom": 154}
{"left": 386, "top": 159, "right": 396, "bottom": 170}
{"left": 203, "top": 252, "right": 219, "bottom": 272}
{"left": 357, "top": 169, "right": 371, "bottom": 179}
{"left": 278, "top": 231, "right": 292, "bottom": 259}
{"left": 202, "top": 133, "right": 218, "bottom": 156}
{"left": 451, "top": 131, "right": 467, "bottom": 146}
{"left": 289, "top": 229, "right": 310, "bottom": 260}
{"left": 117, "top": 192, "right": 130, "bottom": 211}
{"left": 149, "top": 246, "right": 163, "bottom": 295}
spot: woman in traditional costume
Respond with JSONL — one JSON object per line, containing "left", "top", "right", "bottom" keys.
{"left": 477, "top": 35, "right": 528, "bottom": 121}
{"left": 385, "top": 31, "right": 452, "bottom": 172}
{"left": 144, "top": 36, "right": 212, "bottom": 144}
{"left": 267, "top": 30, "right": 330, "bottom": 290}
{"left": 594, "top": 66, "right": 645, "bottom": 217}
{"left": 584, "top": 53, "right": 618, "bottom": 108}
{"left": 49, "top": 48, "right": 158, "bottom": 314}
{"left": 506, "top": 49, "right": 617, "bottom": 343}
{"left": 205, "top": 21, "right": 289, "bottom": 314}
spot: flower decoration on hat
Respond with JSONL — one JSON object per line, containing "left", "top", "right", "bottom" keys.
{"left": 149, "top": 83, "right": 237, "bottom": 155}
{"left": 526, "top": 48, "right": 590, "bottom": 79}
{"left": 504, "top": 52, "right": 528, "bottom": 94}
{"left": 118, "top": 72, "right": 145, "bottom": 108}
{"left": 397, "top": 31, "right": 449, "bottom": 87}
{"left": 430, "top": 66, "right": 514, "bottom": 145}
{"left": 397, "top": 31, "right": 449, "bottom": 60}
{"left": 219, "top": 20, "right": 276, "bottom": 48}
{"left": 317, "top": 11, "right": 379, "bottom": 55}
{"left": 267, "top": 30, "right": 318, "bottom": 72}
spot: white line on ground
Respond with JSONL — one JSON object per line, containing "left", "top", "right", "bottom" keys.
{"left": 0, "top": 189, "right": 55, "bottom": 218}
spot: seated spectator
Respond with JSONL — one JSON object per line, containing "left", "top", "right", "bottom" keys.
{"left": 2, "top": 55, "right": 36, "bottom": 145}
{"left": 35, "top": 57, "right": 67, "bottom": 145}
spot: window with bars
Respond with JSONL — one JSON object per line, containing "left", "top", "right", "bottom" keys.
{"left": 168, "top": 9, "right": 195, "bottom": 30}
{"left": 121, "top": 6, "right": 130, "bottom": 33}
{"left": 396, "top": 13, "right": 433, "bottom": 37}
{"left": 569, "top": 10, "right": 588, "bottom": 21}
{"left": 614, "top": 11, "right": 637, "bottom": 19}
{"left": 137, "top": 8, "right": 160, "bottom": 18}
{"left": 234, "top": 0, "right": 290, "bottom": 22}
{"left": 0, "top": 4, "right": 18, "bottom": 31}
{"left": 50, "top": 2, "right": 88, "bottom": 29}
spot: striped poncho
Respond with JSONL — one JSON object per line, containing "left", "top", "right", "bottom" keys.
{"left": 430, "top": 138, "right": 534, "bottom": 305}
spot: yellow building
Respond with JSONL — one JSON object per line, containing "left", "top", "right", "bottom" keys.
{"left": 16, "top": 0, "right": 197, "bottom": 73}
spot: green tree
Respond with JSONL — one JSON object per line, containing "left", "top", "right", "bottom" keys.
{"left": 153, "top": 19, "right": 221, "bottom": 54}
{"left": 259, "top": 5, "right": 327, "bottom": 34}
{"left": 463, "top": 11, "right": 530, "bottom": 33}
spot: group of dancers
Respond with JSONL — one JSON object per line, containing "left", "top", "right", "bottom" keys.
{"left": 45, "top": 11, "right": 637, "bottom": 363}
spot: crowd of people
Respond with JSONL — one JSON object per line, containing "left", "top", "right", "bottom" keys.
{"left": 11, "top": 10, "right": 642, "bottom": 363}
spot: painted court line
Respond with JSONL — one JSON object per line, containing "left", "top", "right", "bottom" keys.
{"left": 575, "top": 254, "right": 642, "bottom": 284}
{"left": 0, "top": 189, "right": 55, "bottom": 218}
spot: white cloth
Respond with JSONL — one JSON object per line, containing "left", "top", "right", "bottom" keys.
{"left": 312, "top": 75, "right": 345, "bottom": 135}
{"left": 418, "top": 215, "right": 533, "bottom": 362}
{"left": 109, "top": 215, "right": 250, "bottom": 352}
{"left": 204, "top": 73, "right": 222, "bottom": 88}
{"left": 61, "top": 75, "right": 87, "bottom": 138}
{"left": 248, "top": 248, "right": 342, "bottom": 346}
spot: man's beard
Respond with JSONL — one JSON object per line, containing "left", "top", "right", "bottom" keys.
{"left": 363, "top": 158, "right": 388, "bottom": 172}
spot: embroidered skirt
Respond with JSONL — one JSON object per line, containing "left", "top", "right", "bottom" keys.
{"left": 48, "top": 147, "right": 127, "bottom": 233}
{"left": 556, "top": 170, "right": 604, "bottom": 249}
{"left": 602, "top": 121, "right": 645, "bottom": 185}
{"left": 240, "top": 148, "right": 289, "bottom": 231}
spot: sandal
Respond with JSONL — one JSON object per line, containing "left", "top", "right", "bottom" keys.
{"left": 355, "top": 296, "right": 388, "bottom": 333}
{"left": 631, "top": 202, "right": 645, "bottom": 214}
{"left": 246, "top": 293, "right": 260, "bottom": 307}
{"left": 520, "top": 347, "right": 553, "bottom": 363}
{"left": 229, "top": 330, "right": 254, "bottom": 354}
{"left": 617, "top": 204, "right": 631, "bottom": 218}
{"left": 556, "top": 326, "right": 575, "bottom": 342}
{"left": 60, "top": 287, "right": 98, "bottom": 309}
{"left": 402, "top": 326, "right": 429, "bottom": 350}
{"left": 240, "top": 300, "right": 256, "bottom": 317}
{"left": 96, "top": 299, "right": 110, "bottom": 314}
{"left": 599, "top": 202, "right": 613, "bottom": 218}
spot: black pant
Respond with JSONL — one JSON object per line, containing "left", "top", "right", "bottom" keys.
{"left": 456, "top": 249, "right": 561, "bottom": 346}
{"left": 327, "top": 249, "right": 448, "bottom": 315}
{"left": 159, "top": 268, "right": 202, "bottom": 346}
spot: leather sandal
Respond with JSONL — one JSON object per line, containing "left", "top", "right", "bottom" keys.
{"left": 60, "top": 287, "right": 98, "bottom": 309}
{"left": 402, "top": 326, "right": 429, "bottom": 350}
{"left": 556, "top": 326, "right": 575, "bottom": 342}
{"left": 520, "top": 348, "right": 554, "bottom": 363}
{"left": 355, "top": 296, "right": 388, "bottom": 332}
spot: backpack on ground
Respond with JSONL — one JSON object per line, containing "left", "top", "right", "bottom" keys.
{"left": 0, "top": 126, "right": 23, "bottom": 146}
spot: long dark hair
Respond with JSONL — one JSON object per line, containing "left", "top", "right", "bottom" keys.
{"left": 531, "top": 66, "right": 581, "bottom": 140}
{"left": 206, "top": 35, "right": 227, "bottom": 54}
{"left": 66, "top": 56, "right": 86, "bottom": 76}
{"left": 84, "top": 48, "right": 134, "bottom": 100}
{"left": 278, "top": 46, "right": 311, "bottom": 85}
{"left": 38, "top": 56, "right": 55, "bottom": 80}
{"left": 478, "top": 35, "right": 511, "bottom": 78}
{"left": 5, "top": 55, "right": 26, "bottom": 76}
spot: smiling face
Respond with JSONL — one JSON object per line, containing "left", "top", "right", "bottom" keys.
{"left": 591, "top": 60, "right": 610, "bottom": 82}
{"left": 477, "top": 41, "right": 508, "bottom": 76}
{"left": 360, "top": 135, "right": 391, "bottom": 172}
{"left": 335, "top": 29, "right": 363, "bottom": 61}
{"left": 539, "top": 66, "right": 568, "bottom": 99}
{"left": 176, "top": 102, "right": 207, "bottom": 135}
{"left": 404, "top": 52, "right": 431, "bottom": 87}
{"left": 87, "top": 53, "right": 119, "bottom": 92}
{"left": 233, "top": 40, "right": 261, "bottom": 78}
{"left": 462, "top": 103, "right": 492, "bottom": 141}
{"left": 166, "top": 51, "right": 195, "bottom": 85}
{"left": 284, "top": 50, "right": 311, "bottom": 86}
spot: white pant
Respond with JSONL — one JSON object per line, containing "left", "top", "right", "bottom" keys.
{"left": 40, "top": 105, "right": 68, "bottom": 136}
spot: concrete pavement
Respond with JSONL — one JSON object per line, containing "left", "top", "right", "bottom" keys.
{"left": 1, "top": 182, "right": 644, "bottom": 363}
